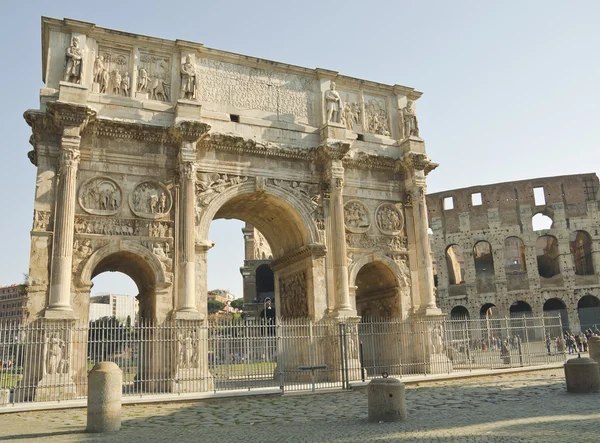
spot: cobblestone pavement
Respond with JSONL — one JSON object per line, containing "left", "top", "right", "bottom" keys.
{"left": 1, "top": 368, "right": 598, "bottom": 442}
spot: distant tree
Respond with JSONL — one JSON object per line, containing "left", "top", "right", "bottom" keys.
{"left": 88, "top": 316, "right": 133, "bottom": 361}
{"left": 208, "top": 300, "right": 226, "bottom": 314}
{"left": 231, "top": 298, "right": 244, "bottom": 310}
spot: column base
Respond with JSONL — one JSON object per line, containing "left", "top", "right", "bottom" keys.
{"left": 172, "top": 310, "right": 203, "bottom": 321}
{"left": 44, "top": 308, "right": 76, "bottom": 319}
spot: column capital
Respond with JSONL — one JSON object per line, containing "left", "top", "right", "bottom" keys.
{"left": 317, "top": 143, "right": 350, "bottom": 164}
{"left": 46, "top": 101, "right": 96, "bottom": 134}
{"left": 169, "top": 120, "right": 211, "bottom": 144}
{"left": 397, "top": 151, "right": 437, "bottom": 175}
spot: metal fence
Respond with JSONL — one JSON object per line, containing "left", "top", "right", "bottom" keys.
{"left": 0, "top": 315, "right": 567, "bottom": 408}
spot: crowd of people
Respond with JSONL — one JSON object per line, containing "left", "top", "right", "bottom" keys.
{"left": 560, "top": 328, "right": 599, "bottom": 354}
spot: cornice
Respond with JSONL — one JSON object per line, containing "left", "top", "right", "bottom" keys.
{"left": 270, "top": 243, "right": 327, "bottom": 271}
{"left": 83, "top": 119, "right": 172, "bottom": 144}
{"left": 198, "top": 134, "right": 318, "bottom": 161}
{"left": 46, "top": 101, "right": 97, "bottom": 130}
{"left": 343, "top": 152, "right": 399, "bottom": 172}
{"left": 168, "top": 121, "right": 212, "bottom": 144}
{"left": 316, "top": 143, "right": 351, "bottom": 163}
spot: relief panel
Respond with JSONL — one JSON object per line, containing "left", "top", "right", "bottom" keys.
{"left": 78, "top": 176, "right": 123, "bottom": 216}
{"left": 344, "top": 200, "right": 371, "bottom": 234}
{"left": 137, "top": 52, "right": 172, "bottom": 102}
{"left": 95, "top": 46, "right": 132, "bottom": 97}
{"left": 338, "top": 90, "right": 362, "bottom": 132}
{"left": 364, "top": 95, "right": 390, "bottom": 136}
{"left": 375, "top": 203, "right": 404, "bottom": 235}
{"left": 130, "top": 181, "right": 172, "bottom": 219}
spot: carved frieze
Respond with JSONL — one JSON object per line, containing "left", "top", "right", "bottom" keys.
{"left": 271, "top": 179, "right": 320, "bottom": 203}
{"left": 33, "top": 210, "right": 52, "bottom": 231}
{"left": 144, "top": 241, "right": 173, "bottom": 271}
{"left": 344, "top": 200, "right": 371, "bottom": 234}
{"left": 138, "top": 52, "right": 171, "bottom": 102}
{"left": 42, "top": 331, "right": 71, "bottom": 375}
{"left": 130, "top": 181, "right": 172, "bottom": 219}
{"left": 346, "top": 233, "right": 407, "bottom": 251}
{"left": 96, "top": 46, "right": 132, "bottom": 97}
{"left": 198, "top": 59, "right": 314, "bottom": 121}
{"left": 74, "top": 215, "right": 172, "bottom": 238}
{"left": 364, "top": 96, "right": 390, "bottom": 136}
{"left": 195, "top": 173, "right": 248, "bottom": 208}
{"left": 375, "top": 204, "right": 404, "bottom": 235}
{"left": 72, "top": 238, "right": 107, "bottom": 259}
{"left": 176, "top": 328, "right": 199, "bottom": 370}
{"left": 78, "top": 176, "right": 123, "bottom": 216}
{"left": 279, "top": 270, "right": 308, "bottom": 318}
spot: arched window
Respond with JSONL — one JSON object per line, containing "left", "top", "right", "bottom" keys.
{"left": 578, "top": 295, "right": 600, "bottom": 331}
{"left": 536, "top": 235, "right": 560, "bottom": 278}
{"left": 509, "top": 300, "right": 532, "bottom": 317}
{"left": 450, "top": 306, "right": 470, "bottom": 320}
{"left": 532, "top": 213, "right": 553, "bottom": 231}
{"left": 570, "top": 231, "right": 594, "bottom": 275}
{"left": 473, "top": 241, "right": 495, "bottom": 293}
{"left": 480, "top": 303, "right": 498, "bottom": 318}
{"left": 504, "top": 237, "right": 526, "bottom": 274}
{"left": 543, "top": 298, "right": 569, "bottom": 332}
{"left": 445, "top": 245, "right": 465, "bottom": 285}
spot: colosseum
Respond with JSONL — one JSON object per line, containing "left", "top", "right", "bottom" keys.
{"left": 427, "top": 172, "right": 600, "bottom": 333}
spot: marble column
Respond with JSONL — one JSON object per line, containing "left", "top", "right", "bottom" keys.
{"left": 177, "top": 148, "right": 197, "bottom": 314}
{"left": 46, "top": 103, "right": 95, "bottom": 318}
{"left": 402, "top": 149, "right": 441, "bottom": 316}
{"left": 170, "top": 120, "right": 210, "bottom": 319}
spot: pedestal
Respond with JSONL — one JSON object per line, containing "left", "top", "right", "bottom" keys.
{"left": 171, "top": 320, "right": 213, "bottom": 393}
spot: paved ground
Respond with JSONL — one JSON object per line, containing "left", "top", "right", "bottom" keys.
{"left": 0, "top": 368, "right": 598, "bottom": 442}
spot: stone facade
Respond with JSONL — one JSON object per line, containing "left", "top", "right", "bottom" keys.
{"left": 22, "top": 17, "right": 444, "bottom": 398}
{"left": 427, "top": 173, "right": 600, "bottom": 332}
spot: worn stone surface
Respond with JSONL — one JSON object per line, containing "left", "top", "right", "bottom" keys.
{"left": 427, "top": 174, "right": 600, "bottom": 331}
{"left": 564, "top": 357, "right": 600, "bottom": 393}
{"left": 367, "top": 377, "right": 407, "bottom": 422}
{"left": 87, "top": 362, "right": 122, "bottom": 433}
{"left": 1, "top": 369, "right": 599, "bottom": 442}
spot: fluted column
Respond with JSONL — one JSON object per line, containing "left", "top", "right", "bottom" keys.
{"left": 169, "top": 119, "right": 211, "bottom": 319}
{"left": 178, "top": 149, "right": 197, "bottom": 313}
{"left": 45, "top": 103, "right": 95, "bottom": 318}
{"left": 401, "top": 147, "right": 441, "bottom": 316}
{"left": 318, "top": 144, "right": 354, "bottom": 316}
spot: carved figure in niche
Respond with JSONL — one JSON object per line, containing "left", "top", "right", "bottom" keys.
{"left": 376, "top": 204, "right": 404, "bottom": 234}
{"left": 400, "top": 100, "right": 419, "bottom": 139}
{"left": 347, "top": 333, "right": 358, "bottom": 359}
{"left": 324, "top": 82, "right": 342, "bottom": 124}
{"left": 33, "top": 210, "right": 51, "bottom": 231}
{"left": 43, "top": 333, "right": 67, "bottom": 375}
{"left": 138, "top": 67, "right": 149, "bottom": 92}
{"left": 63, "top": 37, "right": 83, "bottom": 84}
{"left": 153, "top": 242, "right": 172, "bottom": 269}
{"left": 121, "top": 72, "right": 130, "bottom": 96}
{"left": 431, "top": 324, "right": 444, "bottom": 354}
{"left": 111, "top": 70, "right": 122, "bottom": 95}
{"left": 180, "top": 56, "right": 197, "bottom": 100}
{"left": 93, "top": 56, "right": 104, "bottom": 84}
{"left": 149, "top": 194, "right": 159, "bottom": 213}
{"left": 344, "top": 201, "right": 370, "bottom": 231}
{"left": 159, "top": 193, "right": 167, "bottom": 213}
{"left": 177, "top": 330, "right": 198, "bottom": 370}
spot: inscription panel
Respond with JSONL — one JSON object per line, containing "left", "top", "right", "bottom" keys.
{"left": 198, "top": 59, "right": 315, "bottom": 123}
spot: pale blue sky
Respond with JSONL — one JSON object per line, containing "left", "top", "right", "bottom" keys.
{"left": 1, "top": 1, "right": 599, "bottom": 299}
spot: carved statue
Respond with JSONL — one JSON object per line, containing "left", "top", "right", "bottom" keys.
{"left": 93, "top": 56, "right": 104, "bottom": 84}
{"left": 43, "top": 333, "right": 66, "bottom": 375}
{"left": 63, "top": 37, "right": 83, "bottom": 84}
{"left": 324, "top": 82, "right": 342, "bottom": 124}
{"left": 431, "top": 324, "right": 444, "bottom": 354}
{"left": 180, "top": 56, "right": 198, "bottom": 100}
{"left": 121, "top": 72, "right": 130, "bottom": 96}
{"left": 111, "top": 70, "right": 122, "bottom": 95}
{"left": 400, "top": 101, "right": 419, "bottom": 139}
{"left": 100, "top": 69, "right": 109, "bottom": 94}
{"left": 177, "top": 330, "right": 198, "bottom": 370}
{"left": 138, "top": 67, "right": 149, "bottom": 92}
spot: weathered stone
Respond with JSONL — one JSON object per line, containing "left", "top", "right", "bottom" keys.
{"left": 563, "top": 357, "right": 600, "bottom": 393}
{"left": 87, "top": 362, "right": 122, "bottom": 433}
{"left": 367, "top": 377, "right": 407, "bottom": 422}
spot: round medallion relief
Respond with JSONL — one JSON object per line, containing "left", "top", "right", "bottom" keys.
{"left": 375, "top": 203, "right": 404, "bottom": 235}
{"left": 344, "top": 200, "right": 371, "bottom": 234}
{"left": 129, "top": 180, "right": 172, "bottom": 219}
{"left": 78, "top": 176, "right": 123, "bottom": 216}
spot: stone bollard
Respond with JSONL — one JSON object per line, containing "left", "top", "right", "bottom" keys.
{"left": 87, "top": 362, "right": 122, "bottom": 433}
{"left": 589, "top": 336, "right": 600, "bottom": 367}
{"left": 367, "top": 375, "right": 407, "bottom": 423}
{"left": 563, "top": 356, "right": 600, "bottom": 393}
{"left": 0, "top": 389, "right": 9, "bottom": 406}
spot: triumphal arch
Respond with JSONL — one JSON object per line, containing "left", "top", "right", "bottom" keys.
{"left": 22, "top": 17, "right": 443, "bottom": 398}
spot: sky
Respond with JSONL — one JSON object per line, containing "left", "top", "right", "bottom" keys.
{"left": 1, "top": 1, "right": 599, "bottom": 299}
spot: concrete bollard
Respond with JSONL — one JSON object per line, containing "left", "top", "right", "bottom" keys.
{"left": 0, "top": 389, "right": 9, "bottom": 406}
{"left": 367, "top": 376, "right": 407, "bottom": 423}
{"left": 588, "top": 336, "right": 600, "bottom": 367}
{"left": 563, "top": 356, "right": 600, "bottom": 393}
{"left": 87, "top": 362, "right": 123, "bottom": 433}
